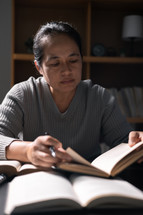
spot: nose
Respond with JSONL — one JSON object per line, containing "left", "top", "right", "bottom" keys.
{"left": 61, "top": 62, "right": 71, "bottom": 75}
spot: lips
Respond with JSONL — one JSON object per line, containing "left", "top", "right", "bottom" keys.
{"left": 60, "top": 79, "right": 74, "bottom": 84}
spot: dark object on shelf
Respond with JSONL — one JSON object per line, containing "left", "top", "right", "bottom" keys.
{"left": 119, "top": 48, "right": 126, "bottom": 57}
{"left": 106, "top": 47, "right": 117, "bottom": 56}
{"left": 136, "top": 52, "right": 143, "bottom": 57}
{"left": 92, "top": 43, "right": 106, "bottom": 56}
{"left": 25, "top": 37, "right": 33, "bottom": 53}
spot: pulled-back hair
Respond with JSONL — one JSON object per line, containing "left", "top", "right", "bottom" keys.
{"left": 33, "top": 21, "right": 82, "bottom": 66}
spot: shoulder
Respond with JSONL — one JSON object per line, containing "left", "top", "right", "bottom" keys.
{"left": 79, "top": 79, "right": 115, "bottom": 104}
{"left": 3, "top": 76, "right": 47, "bottom": 102}
{"left": 12, "top": 76, "right": 45, "bottom": 88}
{"left": 9, "top": 77, "right": 46, "bottom": 93}
{"left": 80, "top": 79, "right": 108, "bottom": 96}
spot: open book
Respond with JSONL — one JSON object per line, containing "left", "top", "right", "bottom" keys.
{"left": 3, "top": 171, "right": 143, "bottom": 214}
{"left": 0, "top": 160, "right": 43, "bottom": 178}
{"left": 0, "top": 141, "right": 143, "bottom": 179}
{"left": 58, "top": 141, "right": 143, "bottom": 177}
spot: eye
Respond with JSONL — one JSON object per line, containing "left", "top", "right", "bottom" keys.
{"left": 50, "top": 62, "right": 60, "bottom": 67}
{"left": 69, "top": 58, "right": 79, "bottom": 63}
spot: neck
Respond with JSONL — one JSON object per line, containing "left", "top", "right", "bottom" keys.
{"left": 50, "top": 89, "right": 76, "bottom": 113}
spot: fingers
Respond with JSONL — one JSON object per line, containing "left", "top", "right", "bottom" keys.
{"left": 30, "top": 149, "right": 61, "bottom": 168}
{"left": 128, "top": 132, "right": 143, "bottom": 164}
{"left": 128, "top": 131, "right": 141, "bottom": 147}
{"left": 27, "top": 135, "right": 72, "bottom": 168}
{"left": 41, "top": 135, "right": 63, "bottom": 150}
{"left": 56, "top": 147, "right": 72, "bottom": 162}
{"left": 42, "top": 135, "right": 72, "bottom": 160}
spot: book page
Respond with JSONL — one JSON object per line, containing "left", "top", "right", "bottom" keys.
{"left": 70, "top": 174, "right": 143, "bottom": 208}
{"left": 66, "top": 147, "right": 91, "bottom": 166}
{"left": 5, "top": 171, "right": 81, "bottom": 215}
{"left": 61, "top": 148, "right": 107, "bottom": 177}
{"left": 92, "top": 142, "right": 143, "bottom": 175}
{"left": 18, "top": 163, "right": 42, "bottom": 175}
{"left": 58, "top": 162, "right": 108, "bottom": 177}
{"left": 0, "top": 160, "right": 21, "bottom": 177}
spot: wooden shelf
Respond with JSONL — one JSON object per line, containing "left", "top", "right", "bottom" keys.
{"left": 127, "top": 118, "right": 143, "bottom": 124}
{"left": 83, "top": 56, "right": 143, "bottom": 64}
{"left": 13, "top": 54, "right": 143, "bottom": 64}
{"left": 13, "top": 53, "right": 34, "bottom": 61}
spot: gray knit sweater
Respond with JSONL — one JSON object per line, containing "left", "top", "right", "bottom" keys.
{"left": 0, "top": 77, "right": 132, "bottom": 161}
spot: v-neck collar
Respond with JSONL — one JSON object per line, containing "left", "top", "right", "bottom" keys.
{"left": 42, "top": 79, "right": 83, "bottom": 119}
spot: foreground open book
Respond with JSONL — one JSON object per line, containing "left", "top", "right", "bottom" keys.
{"left": 4, "top": 171, "right": 143, "bottom": 214}
{"left": 0, "top": 141, "right": 143, "bottom": 178}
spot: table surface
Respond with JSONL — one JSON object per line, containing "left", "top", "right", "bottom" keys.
{"left": 2, "top": 208, "right": 143, "bottom": 215}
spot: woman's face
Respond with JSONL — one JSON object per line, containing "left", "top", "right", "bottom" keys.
{"left": 38, "top": 34, "right": 82, "bottom": 96}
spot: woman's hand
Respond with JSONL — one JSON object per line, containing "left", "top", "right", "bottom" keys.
{"left": 27, "top": 135, "right": 72, "bottom": 168}
{"left": 128, "top": 131, "right": 143, "bottom": 146}
{"left": 6, "top": 135, "right": 72, "bottom": 168}
{"left": 128, "top": 131, "right": 143, "bottom": 163}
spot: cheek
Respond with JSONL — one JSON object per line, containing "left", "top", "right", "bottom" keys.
{"left": 39, "top": 67, "right": 51, "bottom": 82}
{"left": 44, "top": 72, "right": 59, "bottom": 85}
{"left": 75, "top": 64, "right": 82, "bottom": 77}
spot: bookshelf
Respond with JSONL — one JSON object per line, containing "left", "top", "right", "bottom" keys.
{"left": 12, "top": 0, "right": 143, "bottom": 124}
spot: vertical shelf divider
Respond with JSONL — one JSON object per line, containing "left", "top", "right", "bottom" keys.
{"left": 85, "top": 0, "right": 91, "bottom": 79}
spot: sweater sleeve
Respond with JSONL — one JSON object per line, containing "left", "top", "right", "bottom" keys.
{"left": 0, "top": 84, "right": 24, "bottom": 159}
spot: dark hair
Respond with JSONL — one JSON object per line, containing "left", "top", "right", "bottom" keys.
{"left": 33, "top": 21, "right": 82, "bottom": 67}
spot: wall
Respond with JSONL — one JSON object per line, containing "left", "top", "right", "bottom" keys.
{"left": 0, "top": 0, "right": 11, "bottom": 103}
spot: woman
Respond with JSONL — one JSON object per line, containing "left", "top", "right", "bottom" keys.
{"left": 0, "top": 21, "right": 133, "bottom": 168}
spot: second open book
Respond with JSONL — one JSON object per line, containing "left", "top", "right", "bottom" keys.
{"left": 59, "top": 141, "right": 143, "bottom": 177}
{"left": 0, "top": 141, "right": 143, "bottom": 178}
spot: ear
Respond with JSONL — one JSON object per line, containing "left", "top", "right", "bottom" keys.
{"left": 34, "top": 60, "right": 44, "bottom": 76}
{"left": 34, "top": 60, "right": 40, "bottom": 72}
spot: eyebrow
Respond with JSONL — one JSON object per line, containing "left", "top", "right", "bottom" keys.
{"left": 47, "top": 53, "right": 80, "bottom": 62}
